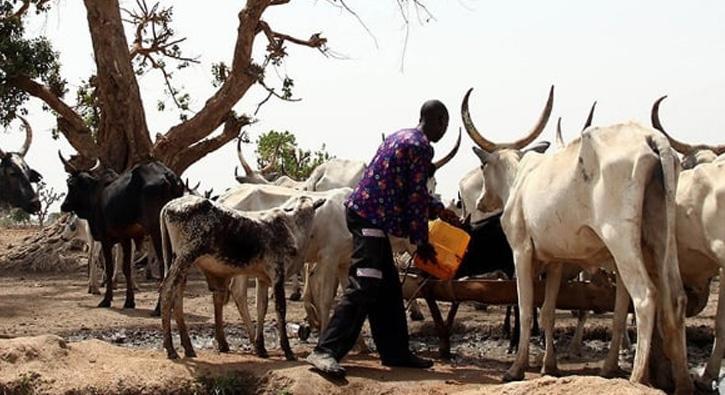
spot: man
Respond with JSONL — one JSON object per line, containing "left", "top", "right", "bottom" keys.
{"left": 306, "top": 99, "right": 458, "bottom": 377}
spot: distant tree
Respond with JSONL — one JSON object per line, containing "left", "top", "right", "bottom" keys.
{"left": 2, "top": 208, "right": 31, "bottom": 226}
{"left": 256, "top": 130, "right": 332, "bottom": 180}
{"left": 35, "top": 181, "right": 64, "bottom": 227}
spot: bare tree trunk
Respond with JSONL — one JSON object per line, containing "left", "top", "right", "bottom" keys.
{"left": 83, "top": 0, "right": 152, "bottom": 171}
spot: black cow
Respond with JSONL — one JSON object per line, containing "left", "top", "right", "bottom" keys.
{"left": 59, "top": 154, "right": 184, "bottom": 311}
{"left": 457, "top": 213, "right": 538, "bottom": 353}
{"left": 0, "top": 116, "right": 41, "bottom": 213}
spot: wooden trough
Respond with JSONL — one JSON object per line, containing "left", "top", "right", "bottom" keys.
{"left": 400, "top": 274, "right": 618, "bottom": 358}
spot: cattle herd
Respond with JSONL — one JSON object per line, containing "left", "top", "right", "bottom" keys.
{"left": 3, "top": 87, "right": 725, "bottom": 394}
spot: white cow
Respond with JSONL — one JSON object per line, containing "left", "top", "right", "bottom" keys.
{"left": 302, "top": 158, "right": 367, "bottom": 192}
{"left": 463, "top": 87, "right": 692, "bottom": 393}
{"left": 233, "top": 141, "right": 360, "bottom": 300}
{"left": 219, "top": 185, "right": 353, "bottom": 349}
{"left": 650, "top": 97, "right": 724, "bottom": 390}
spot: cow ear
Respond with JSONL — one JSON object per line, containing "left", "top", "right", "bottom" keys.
{"left": 29, "top": 169, "right": 42, "bottom": 183}
{"left": 523, "top": 141, "right": 551, "bottom": 155}
{"left": 472, "top": 147, "right": 492, "bottom": 165}
{"left": 312, "top": 199, "right": 326, "bottom": 211}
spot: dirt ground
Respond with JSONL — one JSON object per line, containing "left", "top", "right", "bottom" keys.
{"left": 0, "top": 227, "right": 718, "bottom": 394}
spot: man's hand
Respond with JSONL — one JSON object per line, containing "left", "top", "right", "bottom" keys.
{"left": 438, "top": 209, "right": 464, "bottom": 229}
{"left": 416, "top": 241, "right": 438, "bottom": 265}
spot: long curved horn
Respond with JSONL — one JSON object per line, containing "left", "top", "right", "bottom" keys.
{"left": 651, "top": 95, "right": 695, "bottom": 155}
{"left": 58, "top": 151, "right": 78, "bottom": 173}
{"left": 461, "top": 88, "right": 497, "bottom": 151}
{"left": 462, "top": 86, "right": 554, "bottom": 151}
{"left": 17, "top": 116, "right": 32, "bottom": 157}
{"left": 555, "top": 117, "right": 564, "bottom": 149}
{"left": 236, "top": 138, "right": 255, "bottom": 176}
{"left": 434, "top": 127, "right": 462, "bottom": 169}
{"left": 582, "top": 101, "right": 597, "bottom": 131}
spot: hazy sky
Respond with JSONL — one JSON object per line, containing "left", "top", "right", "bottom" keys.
{"left": 4, "top": 1, "right": 725, "bottom": 210}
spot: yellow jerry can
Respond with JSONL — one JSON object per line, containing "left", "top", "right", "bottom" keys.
{"left": 414, "top": 219, "right": 471, "bottom": 280}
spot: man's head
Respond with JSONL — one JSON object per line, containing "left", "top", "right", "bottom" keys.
{"left": 419, "top": 100, "right": 449, "bottom": 143}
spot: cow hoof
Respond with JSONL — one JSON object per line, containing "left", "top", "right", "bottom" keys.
{"left": 502, "top": 369, "right": 524, "bottom": 382}
{"left": 255, "top": 347, "right": 269, "bottom": 359}
{"left": 298, "top": 324, "right": 311, "bottom": 342}
{"left": 599, "top": 367, "right": 620, "bottom": 379}
{"left": 284, "top": 352, "right": 297, "bottom": 362}
{"left": 184, "top": 350, "right": 197, "bottom": 358}
{"left": 289, "top": 291, "right": 302, "bottom": 302}
{"left": 97, "top": 299, "right": 111, "bottom": 308}
{"left": 410, "top": 310, "right": 424, "bottom": 321}
{"left": 167, "top": 351, "right": 180, "bottom": 360}
{"left": 541, "top": 365, "right": 560, "bottom": 377}
{"left": 218, "top": 343, "right": 230, "bottom": 353}
{"left": 695, "top": 376, "right": 716, "bottom": 393}
{"left": 123, "top": 300, "right": 136, "bottom": 309}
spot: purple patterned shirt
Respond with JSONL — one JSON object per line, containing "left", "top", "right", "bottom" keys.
{"left": 346, "top": 128, "right": 443, "bottom": 245}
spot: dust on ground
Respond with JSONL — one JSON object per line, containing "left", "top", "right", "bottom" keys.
{"left": 0, "top": 227, "right": 716, "bottom": 394}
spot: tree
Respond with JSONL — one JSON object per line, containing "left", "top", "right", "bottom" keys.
{"left": 255, "top": 130, "right": 332, "bottom": 180}
{"left": 1, "top": 0, "right": 432, "bottom": 174}
{"left": 0, "top": 207, "right": 31, "bottom": 227}
{"left": 35, "top": 180, "right": 64, "bottom": 227}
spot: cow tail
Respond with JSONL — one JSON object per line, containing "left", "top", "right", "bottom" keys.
{"left": 652, "top": 134, "right": 685, "bottom": 322}
{"left": 160, "top": 206, "right": 172, "bottom": 281}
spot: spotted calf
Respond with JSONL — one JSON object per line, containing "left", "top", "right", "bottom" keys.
{"left": 159, "top": 195, "right": 324, "bottom": 360}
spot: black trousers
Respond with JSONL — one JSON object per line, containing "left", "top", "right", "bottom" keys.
{"left": 315, "top": 208, "right": 411, "bottom": 363}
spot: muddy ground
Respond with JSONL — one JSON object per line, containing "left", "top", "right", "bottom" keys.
{"left": 0, "top": 227, "right": 719, "bottom": 394}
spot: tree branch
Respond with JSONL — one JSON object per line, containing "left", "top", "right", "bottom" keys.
{"left": 12, "top": 1, "right": 30, "bottom": 19}
{"left": 153, "top": 0, "right": 273, "bottom": 163}
{"left": 169, "top": 113, "right": 253, "bottom": 174}
{"left": 254, "top": 77, "right": 301, "bottom": 115}
{"left": 258, "top": 19, "right": 328, "bottom": 59}
{"left": 8, "top": 75, "right": 99, "bottom": 157}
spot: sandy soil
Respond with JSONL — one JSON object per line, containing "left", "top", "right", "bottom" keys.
{"left": 0, "top": 227, "right": 717, "bottom": 394}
